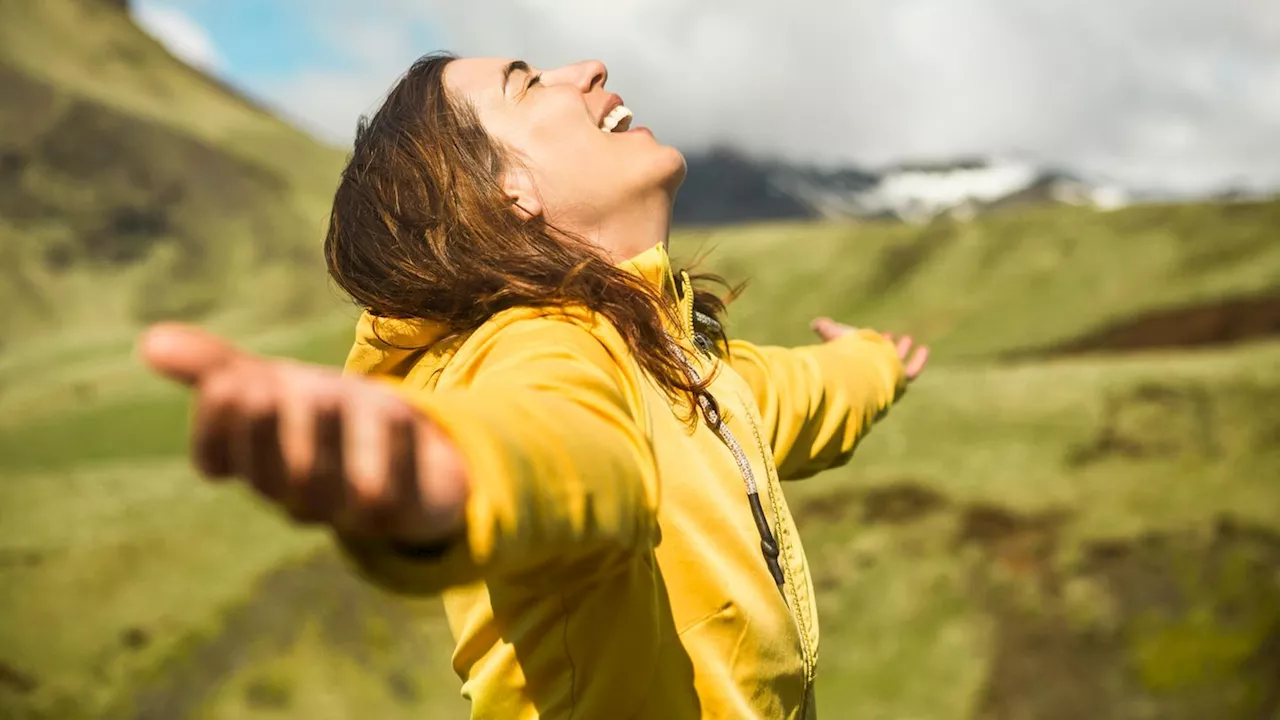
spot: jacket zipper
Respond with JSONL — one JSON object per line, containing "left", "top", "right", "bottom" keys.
{"left": 666, "top": 317, "right": 815, "bottom": 716}
{"left": 732, "top": 388, "right": 818, "bottom": 718}
{"left": 673, "top": 347, "right": 786, "bottom": 588}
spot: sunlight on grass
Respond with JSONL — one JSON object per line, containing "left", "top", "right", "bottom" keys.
{"left": 0, "top": 459, "right": 323, "bottom": 719}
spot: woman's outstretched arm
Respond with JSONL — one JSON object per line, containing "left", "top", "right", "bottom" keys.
{"left": 727, "top": 318, "right": 928, "bottom": 482}
{"left": 140, "top": 317, "right": 660, "bottom": 596}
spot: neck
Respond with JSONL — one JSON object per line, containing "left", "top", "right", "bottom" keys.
{"left": 582, "top": 190, "right": 674, "bottom": 264}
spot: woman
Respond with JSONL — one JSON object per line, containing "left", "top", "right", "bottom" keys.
{"left": 142, "top": 53, "right": 928, "bottom": 719}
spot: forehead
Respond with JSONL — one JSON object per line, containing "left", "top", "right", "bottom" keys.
{"left": 443, "top": 57, "right": 520, "bottom": 106}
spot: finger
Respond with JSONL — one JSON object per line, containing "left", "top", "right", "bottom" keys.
{"left": 301, "top": 384, "right": 345, "bottom": 524}
{"left": 278, "top": 366, "right": 318, "bottom": 483}
{"left": 337, "top": 387, "right": 412, "bottom": 533}
{"left": 409, "top": 419, "right": 469, "bottom": 540}
{"left": 379, "top": 416, "right": 467, "bottom": 545}
{"left": 811, "top": 317, "right": 854, "bottom": 343}
{"left": 882, "top": 332, "right": 895, "bottom": 344}
{"left": 191, "top": 371, "right": 239, "bottom": 479}
{"left": 138, "top": 323, "right": 247, "bottom": 387}
{"left": 904, "top": 346, "right": 930, "bottom": 380}
{"left": 895, "top": 334, "right": 914, "bottom": 360}
{"left": 233, "top": 370, "right": 287, "bottom": 501}
{"left": 382, "top": 408, "right": 425, "bottom": 539}
{"left": 810, "top": 317, "right": 838, "bottom": 342}
{"left": 277, "top": 369, "right": 342, "bottom": 524}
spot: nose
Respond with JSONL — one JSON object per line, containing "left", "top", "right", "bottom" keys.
{"left": 548, "top": 59, "right": 607, "bottom": 93}
{"left": 579, "top": 60, "right": 608, "bottom": 91}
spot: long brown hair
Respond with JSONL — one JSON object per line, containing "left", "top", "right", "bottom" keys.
{"left": 324, "top": 52, "right": 731, "bottom": 420}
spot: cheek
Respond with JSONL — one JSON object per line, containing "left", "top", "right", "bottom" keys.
{"left": 529, "top": 103, "right": 597, "bottom": 157}
{"left": 520, "top": 121, "right": 611, "bottom": 188}
{"left": 486, "top": 103, "right": 586, "bottom": 167}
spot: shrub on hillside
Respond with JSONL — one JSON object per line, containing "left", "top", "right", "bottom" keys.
{"left": 130, "top": 242, "right": 225, "bottom": 323}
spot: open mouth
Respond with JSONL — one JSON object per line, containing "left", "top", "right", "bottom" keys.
{"left": 600, "top": 105, "right": 634, "bottom": 133}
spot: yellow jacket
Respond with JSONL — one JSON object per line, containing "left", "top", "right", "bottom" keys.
{"left": 339, "top": 242, "right": 906, "bottom": 719}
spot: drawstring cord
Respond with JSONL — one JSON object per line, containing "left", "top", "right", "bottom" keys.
{"left": 670, "top": 270, "right": 785, "bottom": 588}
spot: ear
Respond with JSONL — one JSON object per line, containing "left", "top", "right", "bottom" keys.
{"left": 502, "top": 166, "right": 543, "bottom": 221}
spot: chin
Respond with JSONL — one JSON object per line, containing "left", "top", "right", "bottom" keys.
{"left": 655, "top": 146, "right": 687, "bottom": 193}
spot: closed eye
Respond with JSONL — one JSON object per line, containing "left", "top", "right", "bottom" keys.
{"left": 524, "top": 73, "right": 543, "bottom": 93}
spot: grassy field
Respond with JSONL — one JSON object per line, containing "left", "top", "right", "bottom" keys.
{"left": 2, "top": 198, "right": 1279, "bottom": 718}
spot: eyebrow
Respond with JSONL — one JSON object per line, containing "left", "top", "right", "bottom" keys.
{"left": 502, "top": 60, "right": 531, "bottom": 93}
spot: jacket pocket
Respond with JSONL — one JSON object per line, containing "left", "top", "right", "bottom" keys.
{"left": 674, "top": 601, "right": 757, "bottom": 719}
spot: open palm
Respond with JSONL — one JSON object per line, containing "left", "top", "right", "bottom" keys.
{"left": 811, "top": 316, "right": 929, "bottom": 381}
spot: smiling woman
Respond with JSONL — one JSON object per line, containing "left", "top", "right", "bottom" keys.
{"left": 140, "top": 51, "right": 928, "bottom": 719}
{"left": 324, "top": 53, "right": 707, "bottom": 416}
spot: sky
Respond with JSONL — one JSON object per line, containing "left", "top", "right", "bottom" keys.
{"left": 132, "top": 0, "right": 1280, "bottom": 195}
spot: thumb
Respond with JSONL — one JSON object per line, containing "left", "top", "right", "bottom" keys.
{"left": 811, "top": 316, "right": 852, "bottom": 342}
{"left": 138, "top": 323, "right": 247, "bottom": 386}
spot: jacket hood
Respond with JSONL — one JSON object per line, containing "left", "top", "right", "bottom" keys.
{"left": 343, "top": 241, "right": 686, "bottom": 378}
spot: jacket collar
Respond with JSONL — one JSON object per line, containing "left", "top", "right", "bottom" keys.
{"left": 618, "top": 241, "right": 695, "bottom": 338}
{"left": 345, "top": 241, "right": 692, "bottom": 377}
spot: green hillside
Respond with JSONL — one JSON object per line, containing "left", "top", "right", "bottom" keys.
{"left": 685, "top": 200, "right": 1280, "bottom": 358}
{"left": 1, "top": 2, "right": 1279, "bottom": 718}
{"left": 0, "top": 0, "right": 346, "bottom": 348}
{"left": 3, "top": 199, "right": 1278, "bottom": 719}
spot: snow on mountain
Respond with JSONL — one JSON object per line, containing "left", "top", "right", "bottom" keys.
{"left": 782, "top": 157, "right": 1130, "bottom": 223}
{"left": 674, "top": 149, "right": 1131, "bottom": 226}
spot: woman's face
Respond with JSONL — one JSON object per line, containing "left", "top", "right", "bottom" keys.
{"left": 445, "top": 57, "right": 686, "bottom": 242}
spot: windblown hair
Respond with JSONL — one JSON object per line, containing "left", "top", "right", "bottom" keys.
{"left": 324, "top": 52, "right": 733, "bottom": 419}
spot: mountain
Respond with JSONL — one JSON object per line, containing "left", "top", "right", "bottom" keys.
{"left": 674, "top": 149, "right": 1131, "bottom": 226}
{"left": 668, "top": 148, "right": 819, "bottom": 226}
{"left": 0, "top": 0, "right": 345, "bottom": 347}
{"left": 809, "top": 157, "right": 1131, "bottom": 223}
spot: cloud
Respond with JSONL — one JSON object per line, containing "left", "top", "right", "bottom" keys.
{"left": 268, "top": 71, "right": 402, "bottom": 143}
{"left": 132, "top": 1, "right": 225, "bottom": 72}
{"left": 252, "top": 2, "right": 441, "bottom": 144}
{"left": 275, "top": 0, "right": 1280, "bottom": 194}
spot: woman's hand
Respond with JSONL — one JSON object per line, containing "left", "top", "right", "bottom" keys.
{"left": 810, "top": 316, "right": 930, "bottom": 381}
{"left": 138, "top": 323, "right": 468, "bottom": 546}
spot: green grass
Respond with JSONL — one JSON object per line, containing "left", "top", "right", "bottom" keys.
{"left": 0, "top": 316, "right": 462, "bottom": 718}
{"left": 0, "top": 312, "right": 359, "bottom": 473}
{"left": 2, "top": 189, "right": 1278, "bottom": 718}
{"left": 0, "top": 459, "right": 321, "bottom": 719}
{"left": 3, "top": 323, "right": 1277, "bottom": 718}
{"left": 672, "top": 200, "right": 1280, "bottom": 358}
{"left": 781, "top": 339, "right": 1280, "bottom": 716}
{"left": 3, "top": 198, "right": 1280, "bottom": 719}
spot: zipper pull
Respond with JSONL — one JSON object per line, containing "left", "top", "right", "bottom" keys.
{"left": 748, "top": 492, "right": 786, "bottom": 587}
{"left": 693, "top": 332, "right": 714, "bottom": 357}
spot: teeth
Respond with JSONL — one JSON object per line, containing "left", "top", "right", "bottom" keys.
{"left": 600, "top": 105, "right": 634, "bottom": 133}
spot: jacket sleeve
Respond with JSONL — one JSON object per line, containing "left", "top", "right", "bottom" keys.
{"left": 337, "top": 315, "right": 659, "bottom": 595}
{"left": 727, "top": 329, "right": 906, "bottom": 482}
